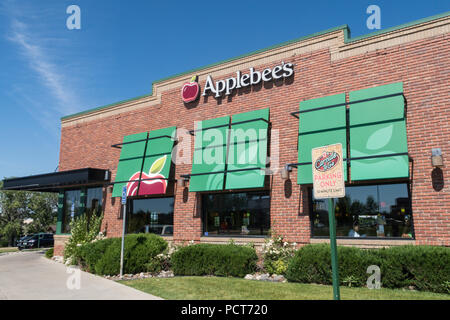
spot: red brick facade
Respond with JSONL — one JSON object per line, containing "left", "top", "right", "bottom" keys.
{"left": 57, "top": 17, "right": 450, "bottom": 253}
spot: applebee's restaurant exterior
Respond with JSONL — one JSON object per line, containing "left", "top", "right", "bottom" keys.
{"left": 3, "top": 12, "right": 449, "bottom": 256}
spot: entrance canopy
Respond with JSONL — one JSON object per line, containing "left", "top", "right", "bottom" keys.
{"left": 2, "top": 168, "right": 110, "bottom": 192}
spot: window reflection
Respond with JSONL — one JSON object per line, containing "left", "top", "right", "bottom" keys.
{"left": 202, "top": 191, "right": 270, "bottom": 236}
{"left": 62, "top": 190, "right": 81, "bottom": 234}
{"left": 127, "top": 197, "right": 174, "bottom": 235}
{"left": 311, "top": 183, "right": 413, "bottom": 238}
{"left": 86, "top": 187, "right": 103, "bottom": 220}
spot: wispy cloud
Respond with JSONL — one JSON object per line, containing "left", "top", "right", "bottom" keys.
{"left": 2, "top": 0, "right": 81, "bottom": 133}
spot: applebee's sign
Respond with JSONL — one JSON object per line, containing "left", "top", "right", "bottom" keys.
{"left": 181, "top": 61, "right": 294, "bottom": 102}
{"left": 181, "top": 76, "right": 200, "bottom": 103}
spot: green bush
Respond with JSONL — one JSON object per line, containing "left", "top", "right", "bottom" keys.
{"left": 0, "top": 239, "right": 8, "bottom": 247}
{"left": 63, "top": 212, "right": 104, "bottom": 264}
{"left": 79, "top": 233, "right": 167, "bottom": 275}
{"left": 45, "top": 248, "right": 54, "bottom": 259}
{"left": 261, "top": 235, "right": 296, "bottom": 275}
{"left": 171, "top": 243, "right": 258, "bottom": 277}
{"left": 285, "top": 244, "right": 450, "bottom": 294}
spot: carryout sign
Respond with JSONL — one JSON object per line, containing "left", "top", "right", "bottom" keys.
{"left": 203, "top": 61, "right": 294, "bottom": 98}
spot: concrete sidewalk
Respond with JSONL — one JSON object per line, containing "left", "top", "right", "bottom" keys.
{"left": 0, "top": 250, "right": 162, "bottom": 300}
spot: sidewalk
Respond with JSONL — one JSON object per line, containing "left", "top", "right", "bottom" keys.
{"left": 0, "top": 250, "right": 162, "bottom": 300}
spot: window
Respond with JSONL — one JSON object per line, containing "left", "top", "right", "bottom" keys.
{"left": 86, "top": 187, "right": 103, "bottom": 219}
{"left": 62, "top": 189, "right": 81, "bottom": 234}
{"left": 127, "top": 197, "right": 174, "bottom": 235}
{"left": 310, "top": 183, "right": 413, "bottom": 239}
{"left": 202, "top": 191, "right": 270, "bottom": 237}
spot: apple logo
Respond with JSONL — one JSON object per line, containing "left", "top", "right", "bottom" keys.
{"left": 126, "top": 155, "right": 168, "bottom": 196}
{"left": 181, "top": 75, "right": 200, "bottom": 103}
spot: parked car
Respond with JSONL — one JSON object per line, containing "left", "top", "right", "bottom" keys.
{"left": 17, "top": 235, "right": 34, "bottom": 250}
{"left": 21, "top": 233, "right": 54, "bottom": 249}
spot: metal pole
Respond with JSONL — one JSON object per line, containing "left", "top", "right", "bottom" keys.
{"left": 119, "top": 203, "right": 127, "bottom": 278}
{"left": 328, "top": 198, "right": 340, "bottom": 300}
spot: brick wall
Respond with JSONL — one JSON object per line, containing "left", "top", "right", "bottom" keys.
{"left": 59, "top": 32, "right": 450, "bottom": 247}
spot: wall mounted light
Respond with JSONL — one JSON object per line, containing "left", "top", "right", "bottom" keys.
{"left": 281, "top": 165, "right": 292, "bottom": 180}
{"left": 431, "top": 148, "right": 444, "bottom": 168}
{"left": 177, "top": 176, "right": 189, "bottom": 188}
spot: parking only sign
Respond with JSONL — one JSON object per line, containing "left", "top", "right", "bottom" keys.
{"left": 121, "top": 186, "right": 127, "bottom": 204}
{"left": 312, "top": 143, "right": 345, "bottom": 199}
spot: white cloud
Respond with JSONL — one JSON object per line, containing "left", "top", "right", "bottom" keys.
{"left": 7, "top": 18, "right": 79, "bottom": 116}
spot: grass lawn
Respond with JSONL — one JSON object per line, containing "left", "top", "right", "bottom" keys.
{"left": 122, "top": 276, "right": 450, "bottom": 300}
{"left": 0, "top": 247, "right": 18, "bottom": 254}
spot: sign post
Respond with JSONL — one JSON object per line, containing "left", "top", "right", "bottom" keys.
{"left": 119, "top": 186, "right": 127, "bottom": 278}
{"left": 312, "top": 143, "right": 345, "bottom": 300}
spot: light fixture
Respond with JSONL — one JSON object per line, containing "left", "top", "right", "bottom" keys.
{"left": 281, "top": 165, "right": 291, "bottom": 180}
{"left": 431, "top": 148, "right": 444, "bottom": 168}
{"left": 177, "top": 176, "right": 189, "bottom": 188}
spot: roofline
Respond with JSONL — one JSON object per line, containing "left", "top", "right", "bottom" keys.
{"left": 61, "top": 10, "right": 450, "bottom": 121}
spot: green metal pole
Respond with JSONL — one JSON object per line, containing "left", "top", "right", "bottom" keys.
{"left": 328, "top": 198, "right": 340, "bottom": 300}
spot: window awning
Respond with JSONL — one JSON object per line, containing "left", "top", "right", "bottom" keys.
{"left": 189, "top": 116, "right": 230, "bottom": 192}
{"left": 290, "top": 82, "right": 409, "bottom": 184}
{"left": 188, "top": 108, "right": 270, "bottom": 192}
{"left": 296, "top": 93, "right": 348, "bottom": 184}
{"left": 2, "top": 168, "right": 110, "bottom": 193}
{"left": 349, "top": 82, "right": 408, "bottom": 180}
{"left": 111, "top": 126, "right": 177, "bottom": 197}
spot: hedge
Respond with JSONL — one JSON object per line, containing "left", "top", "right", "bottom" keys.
{"left": 172, "top": 243, "right": 258, "bottom": 277}
{"left": 285, "top": 244, "right": 450, "bottom": 294}
{"left": 79, "top": 233, "right": 167, "bottom": 275}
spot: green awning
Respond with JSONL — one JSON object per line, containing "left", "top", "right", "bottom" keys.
{"left": 112, "top": 132, "right": 148, "bottom": 197}
{"left": 349, "top": 82, "right": 408, "bottom": 180}
{"left": 225, "top": 108, "right": 269, "bottom": 189}
{"left": 112, "top": 127, "right": 176, "bottom": 197}
{"left": 189, "top": 116, "right": 230, "bottom": 192}
{"left": 139, "top": 126, "right": 176, "bottom": 196}
{"left": 297, "top": 93, "right": 347, "bottom": 184}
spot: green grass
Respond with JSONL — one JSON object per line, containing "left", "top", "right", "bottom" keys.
{"left": 0, "top": 247, "right": 18, "bottom": 254}
{"left": 122, "top": 276, "right": 450, "bottom": 300}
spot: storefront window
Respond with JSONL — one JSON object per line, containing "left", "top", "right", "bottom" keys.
{"left": 310, "top": 183, "right": 413, "bottom": 238}
{"left": 202, "top": 191, "right": 270, "bottom": 236}
{"left": 86, "top": 187, "right": 103, "bottom": 219}
{"left": 127, "top": 197, "right": 174, "bottom": 235}
{"left": 62, "top": 189, "right": 81, "bottom": 234}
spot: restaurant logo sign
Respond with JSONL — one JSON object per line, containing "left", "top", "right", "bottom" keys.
{"left": 312, "top": 143, "right": 345, "bottom": 199}
{"left": 181, "top": 75, "right": 200, "bottom": 103}
{"left": 182, "top": 61, "right": 294, "bottom": 102}
{"left": 314, "top": 151, "right": 340, "bottom": 172}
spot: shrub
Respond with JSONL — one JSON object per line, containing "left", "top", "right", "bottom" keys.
{"left": 261, "top": 234, "right": 296, "bottom": 275}
{"left": 0, "top": 239, "right": 8, "bottom": 248}
{"left": 45, "top": 248, "right": 54, "bottom": 259}
{"left": 63, "top": 212, "right": 104, "bottom": 264}
{"left": 286, "top": 244, "right": 450, "bottom": 294}
{"left": 172, "top": 243, "right": 258, "bottom": 277}
{"left": 146, "top": 241, "right": 183, "bottom": 274}
{"left": 79, "top": 233, "right": 167, "bottom": 275}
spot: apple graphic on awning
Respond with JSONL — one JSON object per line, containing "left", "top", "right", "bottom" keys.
{"left": 126, "top": 155, "right": 168, "bottom": 196}
{"left": 181, "top": 75, "right": 200, "bottom": 103}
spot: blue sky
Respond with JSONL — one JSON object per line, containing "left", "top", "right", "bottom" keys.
{"left": 0, "top": 0, "right": 448, "bottom": 179}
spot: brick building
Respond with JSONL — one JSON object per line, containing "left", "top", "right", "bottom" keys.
{"left": 4, "top": 12, "right": 449, "bottom": 256}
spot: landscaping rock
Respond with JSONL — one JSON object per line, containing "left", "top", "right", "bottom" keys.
{"left": 244, "top": 273, "right": 286, "bottom": 282}
{"left": 51, "top": 256, "right": 64, "bottom": 264}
